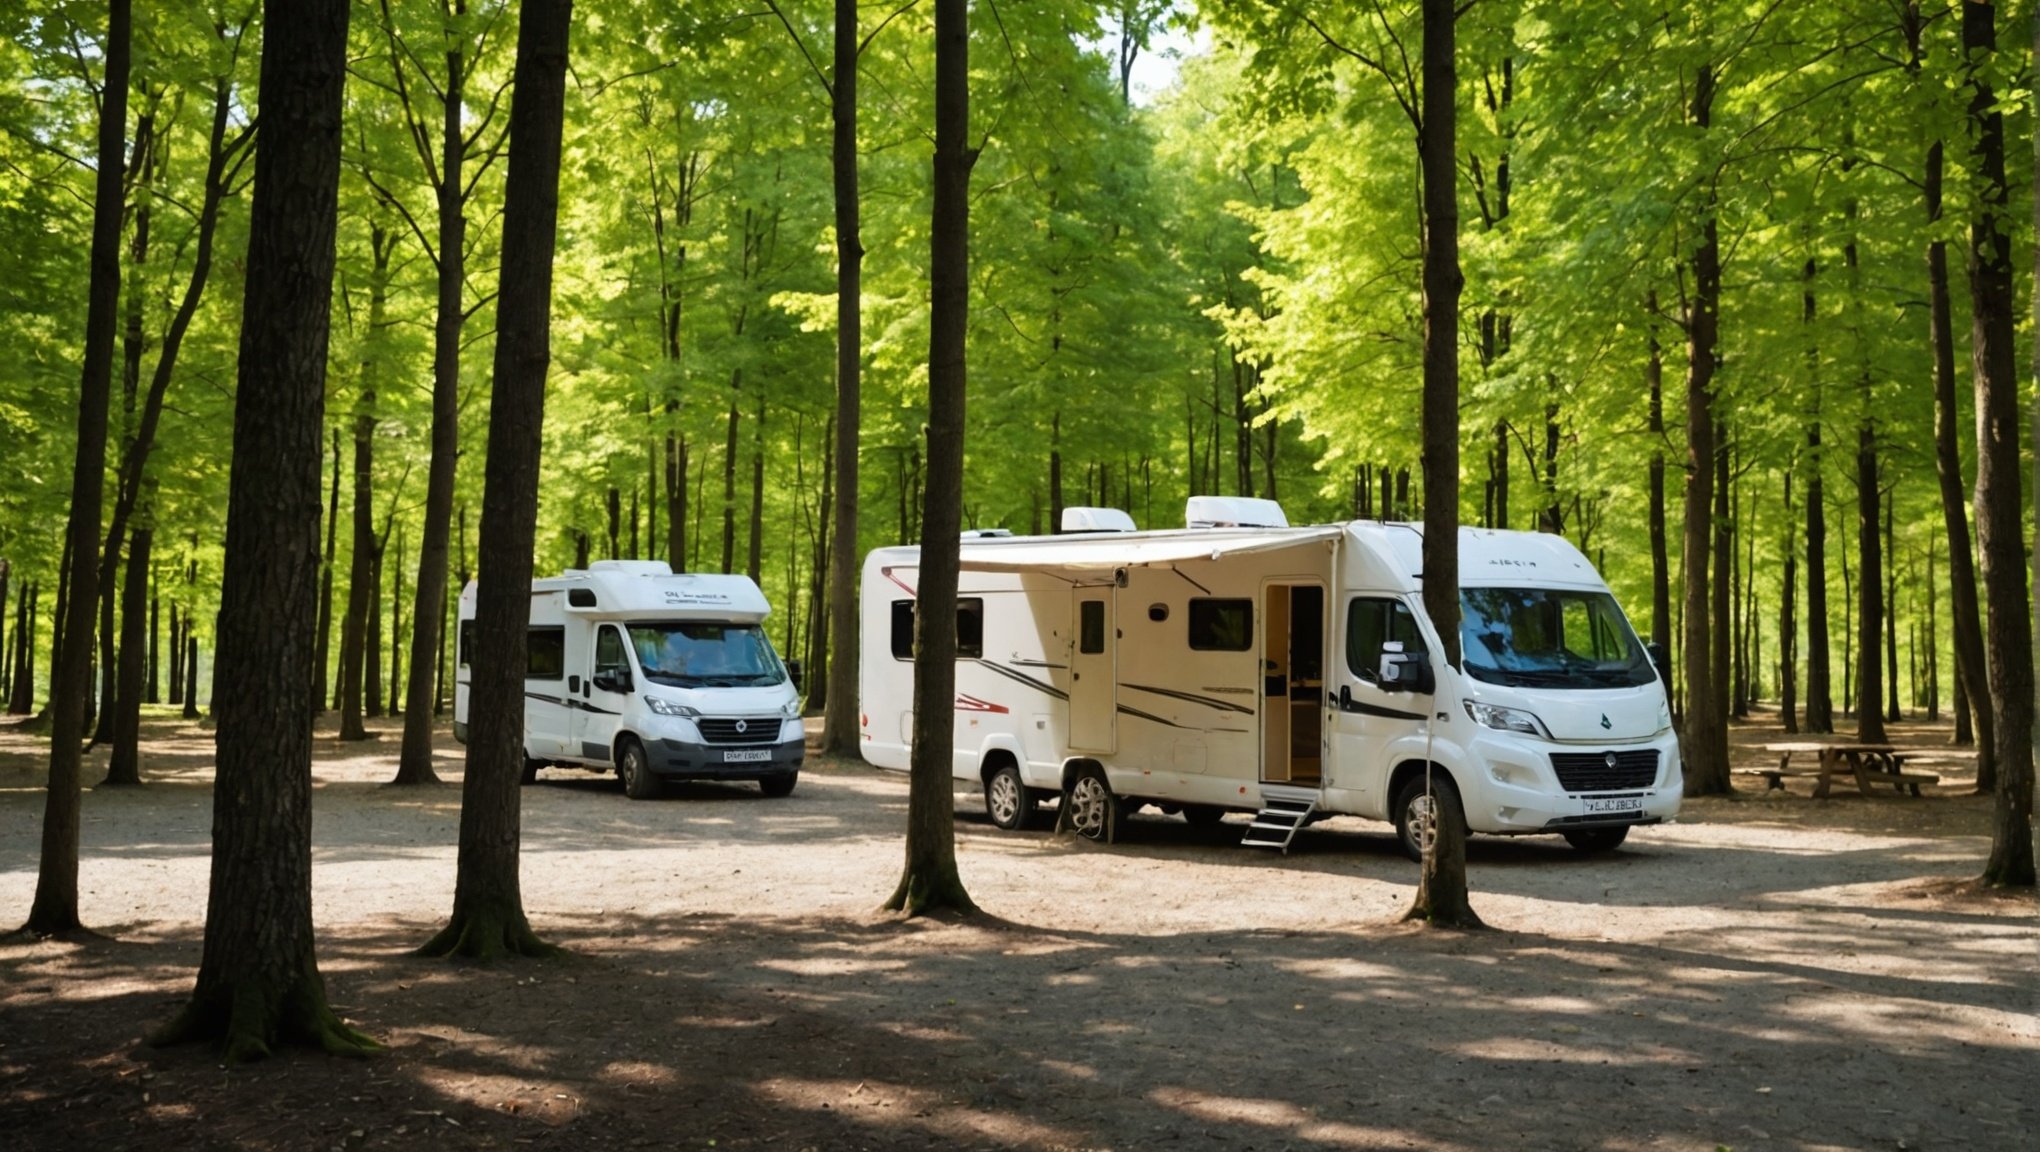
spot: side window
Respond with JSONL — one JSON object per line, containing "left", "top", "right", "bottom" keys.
{"left": 595, "top": 625, "right": 629, "bottom": 678}
{"left": 458, "top": 620, "right": 474, "bottom": 667}
{"left": 1078, "top": 599, "right": 1105, "bottom": 654}
{"left": 526, "top": 627, "right": 565, "bottom": 680}
{"left": 1346, "top": 598, "right": 1423, "bottom": 682}
{"left": 890, "top": 598, "right": 986, "bottom": 660}
{"left": 1188, "top": 599, "right": 1253, "bottom": 651}
{"left": 891, "top": 601, "right": 915, "bottom": 660}
{"left": 956, "top": 598, "right": 984, "bottom": 659}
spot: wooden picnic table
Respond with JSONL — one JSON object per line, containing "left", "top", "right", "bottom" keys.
{"left": 1746, "top": 742, "right": 1941, "bottom": 798}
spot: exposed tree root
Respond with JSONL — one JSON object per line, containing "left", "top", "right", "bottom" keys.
{"left": 1401, "top": 901, "right": 1488, "bottom": 930}
{"left": 151, "top": 971, "right": 378, "bottom": 1063}
{"left": 414, "top": 908, "right": 561, "bottom": 961}
{"left": 883, "top": 868, "right": 978, "bottom": 919}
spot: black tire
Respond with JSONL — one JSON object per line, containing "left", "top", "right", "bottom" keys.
{"left": 619, "top": 738, "right": 660, "bottom": 800}
{"left": 983, "top": 762, "right": 1036, "bottom": 831}
{"left": 520, "top": 758, "right": 541, "bottom": 786}
{"left": 760, "top": 770, "right": 798, "bottom": 798}
{"left": 1181, "top": 803, "right": 1226, "bottom": 828}
{"left": 1063, "top": 764, "right": 1120, "bottom": 843}
{"left": 1392, "top": 772, "right": 1464, "bottom": 864}
{"left": 1562, "top": 825, "right": 1629, "bottom": 853}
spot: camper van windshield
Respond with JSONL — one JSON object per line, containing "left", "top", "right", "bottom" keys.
{"left": 628, "top": 622, "right": 786, "bottom": 688}
{"left": 1458, "top": 588, "right": 1653, "bottom": 689}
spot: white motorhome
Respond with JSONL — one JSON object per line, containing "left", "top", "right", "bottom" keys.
{"left": 455, "top": 560, "right": 805, "bottom": 799}
{"left": 859, "top": 498, "right": 1680, "bottom": 857}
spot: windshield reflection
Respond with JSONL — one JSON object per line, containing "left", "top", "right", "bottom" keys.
{"left": 628, "top": 622, "right": 786, "bottom": 688}
{"left": 1458, "top": 588, "right": 1654, "bottom": 689}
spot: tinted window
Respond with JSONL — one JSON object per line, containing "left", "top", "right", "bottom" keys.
{"left": 1188, "top": 599, "right": 1253, "bottom": 651}
{"left": 1346, "top": 597, "right": 1425, "bottom": 682}
{"left": 889, "top": 598, "right": 985, "bottom": 660}
{"left": 629, "top": 622, "right": 784, "bottom": 687}
{"left": 526, "top": 627, "right": 565, "bottom": 680}
{"left": 1079, "top": 599, "right": 1105, "bottom": 654}
{"left": 595, "top": 625, "right": 630, "bottom": 679}
{"left": 1460, "top": 587, "right": 1652, "bottom": 688}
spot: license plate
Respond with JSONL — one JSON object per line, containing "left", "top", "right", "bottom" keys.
{"left": 1584, "top": 796, "right": 1643, "bottom": 815}
{"left": 723, "top": 749, "right": 771, "bottom": 763}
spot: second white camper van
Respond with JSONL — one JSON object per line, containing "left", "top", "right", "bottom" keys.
{"left": 859, "top": 498, "right": 1681, "bottom": 857}
{"left": 455, "top": 560, "right": 805, "bottom": 799}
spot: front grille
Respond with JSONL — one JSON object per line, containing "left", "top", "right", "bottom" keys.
{"left": 698, "top": 717, "right": 778, "bottom": 746}
{"left": 1550, "top": 749, "right": 1659, "bottom": 792}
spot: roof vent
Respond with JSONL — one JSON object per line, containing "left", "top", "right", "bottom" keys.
{"left": 587, "top": 560, "right": 674, "bottom": 576}
{"left": 1060, "top": 507, "right": 1138, "bottom": 533}
{"left": 1185, "top": 496, "right": 1288, "bottom": 529}
{"left": 961, "top": 528, "right": 1014, "bottom": 538}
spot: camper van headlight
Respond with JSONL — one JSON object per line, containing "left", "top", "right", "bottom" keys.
{"left": 1463, "top": 700, "right": 1550, "bottom": 738}
{"left": 644, "top": 696, "right": 699, "bottom": 718}
{"left": 781, "top": 698, "right": 801, "bottom": 719}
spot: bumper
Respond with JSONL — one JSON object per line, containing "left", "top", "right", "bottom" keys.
{"left": 1463, "top": 732, "right": 1684, "bottom": 835}
{"left": 647, "top": 737, "right": 804, "bottom": 780}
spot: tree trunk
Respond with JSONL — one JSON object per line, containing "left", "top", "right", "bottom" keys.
{"left": 1925, "top": 145, "right": 1994, "bottom": 784}
{"left": 1679, "top": 66, "right": 1728, "bottom": 796}
{"left": 387, "top": 526, "right": 403, "bottom": 716}
{"left": 1780, "top": 472, "right": 1799, "bottom": 732}
{"left": 151, "top": 0, "right": 371, "bottom": 1059}
{"left": 104, "top": 510, "right": 152, "bottom": 785}
{"left": 317, "top": 429, "right": 339, "bottom": 713}
{"left": 1646, "top": 316, "right": 1668, "bottom": 652}
{"left": 182, "top": 635, "right": 199, "bottom": 720}
{"left": 721, "top": 380, "right": 739, "bottom": 573}
{"left": 7, "top": 581, "right": 35, "bottom": 715}
{"left": 1404, "top": 0, "right": 1481, "bottom": 930}
{"left": 884, "top": 0, "right": 977, "bottom": 919}
{"left": 1805, "top": 427, "right": 1833, "bottom": 733}
{"left": 147, "top": 585, "right": 159, "bottom": 705}
{"left": 1884, "top": 497, "right": 1900, "bottom": 723}
{"left": 1963, "top": 0, "right": 2034, "bottom": 888}
{"left": 365, "top": 542, "right": 384, "bottom": 719}
{"left": 336, "top": 301, "right": 380, "bottom": 741}
{"left": 747, "top": 395, "right": 764, "bottom": 584}
{"left": 1855, "top": 400, "right": 1885, "bottom": 742}
{"left": 397, "top": 25, "right": 470, "bottom": 784}
{"left": 417, "top": 0, "right": 574, "bottom": 957}
{"left": 818, "top": 0, "right": 863, "bottom": 756}
{"left": 1711, "top": 429, "right": 1731, "bottom": 735}
{"left": 26, "top": 0, "right": 130, "bottom": 937}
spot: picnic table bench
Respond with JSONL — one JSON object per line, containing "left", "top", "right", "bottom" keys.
{"left": 1745, "top": 742, "right": 1941, "bottom": 798}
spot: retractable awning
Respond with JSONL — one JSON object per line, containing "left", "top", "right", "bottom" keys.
{"left": 952, "top": 526, "right": 1341, "bottom": 573}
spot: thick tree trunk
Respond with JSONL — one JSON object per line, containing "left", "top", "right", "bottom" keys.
{"left": 1963, "top": 0, "right": 2034, "bottom": 888}
{"left": 151, "top": 0, "right": 370, "bottom": 1059}
{"left": 885, "top": 0, "right": 977, "bottom": 919}
{"left": 819, "top": 0, "right": 864, "bottom": 753}
{"left": 104, "top": 513, "right": 152, "bottom": 785}
{"left": 417, "top": 0, "right": 573, "bottom": 957}
{"left": 1404, "top": 0, "right": 1481, "bottom": 930}
{"left": 315, "top": 429, "right": 339, "bottom": 714}
{"left": 27, "top": 0, "right": 130, "bottom": 937}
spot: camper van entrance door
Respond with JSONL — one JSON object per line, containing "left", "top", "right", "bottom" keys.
{"left": 1069, "top": 590, "right": 1116, "bottom": 753}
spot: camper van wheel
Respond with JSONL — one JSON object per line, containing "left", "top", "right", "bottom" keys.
{"left": 618, "top": 739, "right": 660, "bottom": 800}
{"left": 1392, "top": 774, "right": 1463, "bottom": 864}
{"left": 759, "top": 770, "right": 798, "bottom": 798}
{"left": 1562, "top": 826, "right": 1629, "bottom": 853}
{"left": 1064, "top": 765, "right": 1120, "bottom": 843}
{"left": 1181, "top": 804, "right": 1225, "bottom": 828}
{"left": 521, "top": 758, "right": 541, "bottom": 786}
{"left": 984, "top": 764, "right": 1035, "bottom": 831}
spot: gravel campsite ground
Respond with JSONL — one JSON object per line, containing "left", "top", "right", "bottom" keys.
{"left": 1, "top": 711, "right": 2034, "bottom": 1152}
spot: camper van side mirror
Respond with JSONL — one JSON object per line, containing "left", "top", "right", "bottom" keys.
{"left": 1645, "top": 640, "right": 1668, "bottom": 682}
{"left": 1378, "top": 642, "right": 1434, "bottom": 695}
{"left": 593, "top": 670, "right": 632, "bottom": 694}
{"left": 786, "top": 660, "right": 803, "bottom": 689}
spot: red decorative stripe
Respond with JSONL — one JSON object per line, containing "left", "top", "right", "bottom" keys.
{"left": 955, "top": 693, "right": 1009, "bottom": 714}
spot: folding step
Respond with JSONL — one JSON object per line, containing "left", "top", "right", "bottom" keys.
{"left": 1240, "top": 784, "right": 1321, "bottom": 854}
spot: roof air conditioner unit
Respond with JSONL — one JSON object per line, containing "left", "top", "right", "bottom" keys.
{"left": 1185, "top": 496, "right": 1289, "bottom": 529}
{"left": 1059, "top": 507, "right": 1138, "bottom": 533}
{"left": 586, "top": 560, "right": 674, "bottom": 576}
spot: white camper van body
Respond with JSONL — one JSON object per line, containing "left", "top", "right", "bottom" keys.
{"left": 859, "top": 505, "right": 1681, "bottom": 852}
{"left": 455, "top": 560, "right": 803, "bottom": 797}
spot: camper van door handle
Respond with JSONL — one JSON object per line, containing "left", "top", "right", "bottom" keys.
{"left": 569, "top": 675, "right": 581, "bottom": 694}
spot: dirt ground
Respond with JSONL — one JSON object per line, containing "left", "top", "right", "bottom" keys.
{"left": 0, "top": 709, "right": 2034, "bottom": 1152}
